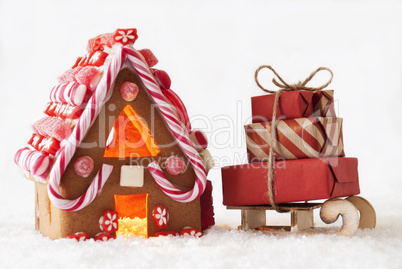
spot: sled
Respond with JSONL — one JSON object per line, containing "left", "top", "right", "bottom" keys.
{"left": 227, "top": 196, "right": 376, "bottom": 236}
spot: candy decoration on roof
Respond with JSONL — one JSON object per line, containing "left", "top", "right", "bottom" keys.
{"left": 87, "top": 51, "right": 108, "bottom": 67}
{"left": 152, "top": 69, "right": 171, "bottom": 90}
{"left": 49, "top": 82, "right": 88, "bottom": 106}
{"left": 58, "top": 66, "right": 83, "bottom": 83}
{"left": 32, "top": 117, "right": 72, "bottom": 142}
{"left": 75, "top": 66, "right": 101, "bottom": 91}
{"left": 44, "top": 102, "right": 82, "bottom": 120}
{"left": 113, "top": 28, "right": 138, "bottom": 45}
{"left": 139, "top": 49, "right": 158, "bottom": 67}
{"left": 28, "top": 134, "right": 60, "bottom": 156}
{"left": 14, "top": 147, "right": 50, "bottom": 177}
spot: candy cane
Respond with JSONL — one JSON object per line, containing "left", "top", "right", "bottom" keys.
{"left": 50, "top": 82, "right": 88, "bottom": 106}
{"left": 46, "top": 48, "right": 126, "bottom": 211}
{"left": 15, "top": 147, "right": 50, "bottom": 176}
{"left": 124, "top": 46, "right": 207, "bottom": 202}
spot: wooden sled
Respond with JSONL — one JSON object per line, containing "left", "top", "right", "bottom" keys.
{"left": 227, "top": 196, "right": 376, "bottom": 236}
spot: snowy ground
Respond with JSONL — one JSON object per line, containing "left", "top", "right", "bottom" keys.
{"left": 1, "top": 0, "right": 402, "bottom": 268}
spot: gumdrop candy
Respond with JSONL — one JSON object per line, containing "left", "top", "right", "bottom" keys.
{"left": 33, "top": 117, "right": 72, "bottom": 142}
{"left": 153, "top": 69, "right": 171, "bottom": 90}
{"left": 74, "top": 156, "right": 94, "bottom": 177}
{"left": 189, "top": 129, "right": 208, "bottom": 150}
{"left": 165, "top": 156, "right": 185, "bottom": 175}
{"left": 58, "top": 66, "right": 82, "bottom": 84}
{"left": 120, "top": 81, "right": 139, "bottom": 101}
{"left": 75, "top": 66, "right": 101, "bottom": 91}
{"left": 139, "top": 49, "right": 158, "bottom": 67}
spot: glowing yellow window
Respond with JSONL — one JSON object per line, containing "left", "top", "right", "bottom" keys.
{"left": 114, "top": 194, "right": 148, "bottom": 238}
{"left": 104, "top": 105, "right": 160, "bottom": 158}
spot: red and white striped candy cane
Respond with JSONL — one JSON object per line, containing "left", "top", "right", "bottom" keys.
{"left": 124, "top": 46, "right": 207, "bottom": 202}
{"left": 46, "top": 48, "right": 127, "bottom": 211}
{"left": 15, "top": 147, "right": 50, "bottom": 176}
{"left": 50, "top": 82, "right": 88, "bottom": 106}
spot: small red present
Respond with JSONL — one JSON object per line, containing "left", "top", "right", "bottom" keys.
{"left": 251, "top": 90, "right": 335, "bottom": 123}
{"left": 221, "top": 157, "right": 360, "bottom": 206}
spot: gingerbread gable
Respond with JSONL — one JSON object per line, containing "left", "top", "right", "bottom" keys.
{"left": 15, "top": 29, "right": 215, "bottom": 239}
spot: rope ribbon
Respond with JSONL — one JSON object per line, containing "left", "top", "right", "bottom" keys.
{"left": 254, "top": 65, "right": 333, "bottom": 213}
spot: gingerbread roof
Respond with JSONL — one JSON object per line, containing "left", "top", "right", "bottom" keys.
{"left": 15, "top": 28, "right": 208, "bottom": 211}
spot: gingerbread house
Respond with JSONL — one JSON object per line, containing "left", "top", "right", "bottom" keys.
{"left": 15, "top": 28, "right": 215, "bottom": 240}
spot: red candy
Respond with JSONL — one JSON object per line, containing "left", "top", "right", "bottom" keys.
{"left": 189, "top": 129, "right": 208, "bottom": 150}
{"left": 74, "top": 156, "right": 94, "bottom": 177}
{"left": 179, "top": 227, "right": 203, "bottom": 237}
{"left": 75, "top": 66, "right": 101, "bottom": 91}
{"left": 120, "top": 82, "right": 139, "bottom": 101}
{"left": 33, "top": 117, "right": 72, "bottom": 142}
{"left": 44, "top": 102, "right": 82, "bottom": 120}
{"left": 67, "top": 232, "right": 89, "bottom": 242}
{"left": 99, "top": 209, "right": 118, "bottom": 233}
{"left": 153, "top": 69, "right": 171, "bottom": 90}
{"left": 72, "top": 57, "right": 83, "bottom": 69}
{"left": 14, "top": 147, "right": 50, "bottom": 176}
{"left": 165, "top": 156, "right": 185, "bottom": 175}
{"left": 87, "top": 51, "right": 108, "bottom": 67}
{"left": 152, "top": 206, "right": 169, "bottom": 229}
{"left": 113, "top": 28, "right": 138, "bottom": 45}
{"left": 39, "top": 137, "right": 60, "bottom": 156}
{"left": 29, "top": 133, "right": 60, "bottom": 156}
{"left": 154, "top": 231, "right": 177, "bottom": 237}
{"left": 77, "top": 52, "right": 94, "bottom": 67}
{"left": 58, "top": 67, "right": 82, "bottom": 84}
{"left": 139, "top": 49, "right": 158, "bottom": 67}
{"left": 28, "top": 133, "right": 43, "bottom": 149}
{"left": 94, "top": 232, "right": 116, "bottom": 242}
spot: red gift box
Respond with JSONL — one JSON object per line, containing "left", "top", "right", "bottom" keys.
{"left": 251, "top": 90, "right": 335, "bottom": 123}
{"left": 245, "top": 117, "right": 345, "bottom": 162}
{"left": 221, "top": 157, "right": 360, "bottom": 206}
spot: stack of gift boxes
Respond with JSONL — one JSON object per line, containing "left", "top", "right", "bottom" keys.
{"left": 221, "top": 89, "right": 361, "bottom": 206}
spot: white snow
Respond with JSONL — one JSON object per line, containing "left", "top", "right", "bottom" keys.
{"left": 1, "top": 0, "right": 402, "bottom": 268}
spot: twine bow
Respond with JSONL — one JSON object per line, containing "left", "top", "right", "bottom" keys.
{"left": 254, "top": 65, "right": 333, "bottom": 213}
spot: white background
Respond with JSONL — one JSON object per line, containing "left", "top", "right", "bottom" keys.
{"left": 1, "top": 0, "right": 401, "bottom": 268}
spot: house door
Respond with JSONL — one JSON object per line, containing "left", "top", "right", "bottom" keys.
{"left": 114, "top": 193, "right": 148, "bottom": 238}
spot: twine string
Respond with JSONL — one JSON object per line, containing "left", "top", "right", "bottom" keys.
{"left": 254, "top": 65, "right": 333, "bottom": 213}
